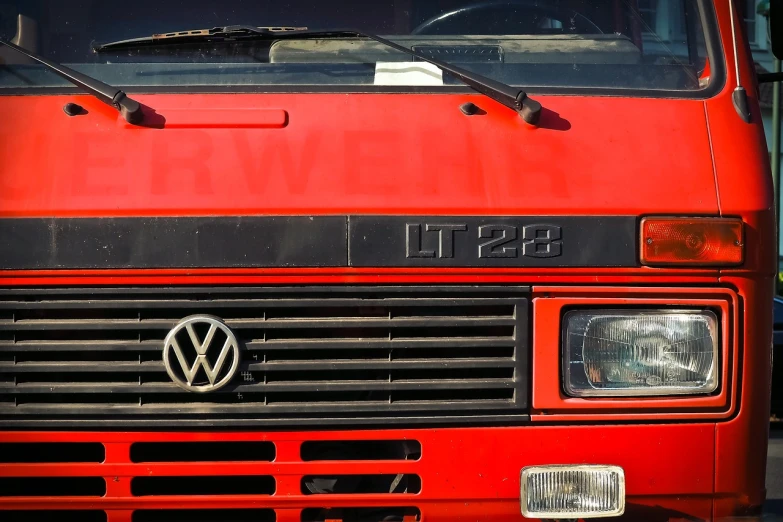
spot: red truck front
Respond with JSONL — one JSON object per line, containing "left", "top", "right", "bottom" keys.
{"left": 0, "top": 1, "right": 776, "bottom": 521}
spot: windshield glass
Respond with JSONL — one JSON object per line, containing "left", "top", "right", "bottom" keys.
{"left": 0, "top": 0, "right": 719, "bottom": 95}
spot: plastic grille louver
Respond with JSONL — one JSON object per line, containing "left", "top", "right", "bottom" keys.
{"left": 0, "top": 286, "right": 529, "bottom": 427}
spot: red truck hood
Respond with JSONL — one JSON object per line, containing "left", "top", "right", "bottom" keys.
{"left": 0, "top": 93, "right": 717, "bottom": 217}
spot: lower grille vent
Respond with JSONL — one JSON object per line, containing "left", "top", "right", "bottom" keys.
{"left": 300, "top": 440, "right": 421, "bottom": 461}
{"left": 0, "top": 442, "right": 104, "bottom": 463}
{"left": 302, "top": 475, "right": 421, "bottom": 495}
{"left": 133, "top": 510, "right": 276, "bottom": 522}
{"left": 301, "top": 507, "right": 421, "bottom": 522}
{"left": 0, "top": 477, "right": 106, "bottom": 497}
{"left": 131, "top": 476, "right": 276, "bottom": 496}
{"left": 130, "top": 441, "right": 275, "bottom": 462}
{"left": 0, "top": 434, "right": 429, "bottom": 520}
{"left": 3, "top": 512, "right": 107, "bottom": 522}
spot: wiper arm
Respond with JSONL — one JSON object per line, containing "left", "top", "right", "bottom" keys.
{"left": 0, "top": 38, "right": 144, "bottom": 124}
{"left": 95, "top": 27, "right": 542, "bottom": 125}
{"left": 347, "top": 30, "right": 541, "bottom": 125}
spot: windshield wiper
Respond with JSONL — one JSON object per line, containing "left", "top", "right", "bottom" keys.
{"left": 0, "top": 38, "right": 144, "bottom": 125}
{"left": 94, "top": 27, "right": 543, "bottom": 125}
{"left": 94, "top": 25, "right": 309, "bottom": 49}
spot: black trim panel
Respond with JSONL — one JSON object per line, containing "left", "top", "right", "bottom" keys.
{"left": 0, "top": 216, "right": 637, "bottom": 269}
{"left": 0, "top": 217, "right": 347, "bottom": 270}
{"left": 349, "top": 216, "right": 637, "bottom": 268}
{"left": 0, "top": 414, "right": 532, "bottom": 429}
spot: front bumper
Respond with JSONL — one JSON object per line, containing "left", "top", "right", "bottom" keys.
{"left": 0, "top": 423, "right": 740, "bottom": 521}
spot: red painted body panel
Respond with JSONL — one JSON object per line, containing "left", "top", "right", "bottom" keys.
{"left": 0, "top": 1, "right": 775, "bottom": 520}
{"left": 0, "top": 424, "right": 716, "bottom": 521}
{"left": 704, "top": 4, "right": 775, "bottom": 518}
{"left": 531, "top": 287, "right": 737, "bottom": 420}
{"left": 0, "top": 93, "right": 719, "bottom": 218}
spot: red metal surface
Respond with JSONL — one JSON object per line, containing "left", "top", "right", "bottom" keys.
{"left": 0, "top": 1, "right": 775, "bottom": 520}
{"left": 712, "top": 276, "right": 773, "bottom": 519}
{"left": 0, "top": 269, "right": 723, "bottom": 287}
{"left": 0, "top": 94, "right": 720, "bottom": 218}
{"left": 0, "top": 265, "right": 728, "bottom": 292}
{"left": 704, "top": 3, "right": 775, "bottom": 517}
{"left": 0, "top": 424, "right": 716, "bottom": 521}
{"left": 531, "top": 287, "right": 737, "bottom": 420}
{"left": 0, "top": 281, "right": 762, "bottom": 521}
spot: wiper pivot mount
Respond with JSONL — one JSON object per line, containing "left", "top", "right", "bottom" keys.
{"left": 0, "top": 38, "right": 143, "bottom": 124}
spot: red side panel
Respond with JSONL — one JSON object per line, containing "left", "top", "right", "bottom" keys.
{"left": 704, "top": 3, "right": 775, "bottom": 518}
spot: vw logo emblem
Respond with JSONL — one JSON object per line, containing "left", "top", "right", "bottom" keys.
{"left": 162, "top": 316, "right": 241, "bottom": 393}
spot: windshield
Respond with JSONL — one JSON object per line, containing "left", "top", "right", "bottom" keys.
{"left": 0, "top": 0, "right": 720, "bottom": 95}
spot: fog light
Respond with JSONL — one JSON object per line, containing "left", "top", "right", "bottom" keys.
{"left": 520, "top": 465, "right": 625, "bottom": 519}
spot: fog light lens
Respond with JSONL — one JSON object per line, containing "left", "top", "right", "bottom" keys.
{"left": 564, "top": 310, "right": 719, "bottom": 397}
{"left": 521, "top": 465, "right": 625, "bottom": 519}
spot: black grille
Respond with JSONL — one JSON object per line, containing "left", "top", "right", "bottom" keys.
{"left": 0, "top": 286, "right": 529, "bottom": 427}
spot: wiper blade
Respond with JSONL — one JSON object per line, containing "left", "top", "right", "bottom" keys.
{"left": 0, "top": 38, "right": 144, "bottom": 125}
{"left": 93, "top": 26, "right": 309, "bottom": 51}
{"left": 95, "top": 27, "right": 542, "bottom": 125}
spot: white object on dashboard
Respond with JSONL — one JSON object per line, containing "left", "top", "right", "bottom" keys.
{"left": 374, "top": 62, "right": 443, "bottom": 86}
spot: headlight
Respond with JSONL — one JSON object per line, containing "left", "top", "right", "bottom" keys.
{"left": 563, "top": 310, "right": 718, "bottom": 397}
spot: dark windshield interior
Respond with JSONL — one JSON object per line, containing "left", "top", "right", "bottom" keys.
{"left": 0, "top": 0, "right": 719, "bottom": 94}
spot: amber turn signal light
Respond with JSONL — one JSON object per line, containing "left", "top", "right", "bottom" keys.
{"left": 641, "top": 217, "right": 744, "bottom": 266}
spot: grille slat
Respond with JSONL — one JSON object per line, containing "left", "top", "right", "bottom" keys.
{"left": 0, "top": 337, "right": 516, "bottom": 352}
{"left": 0, "top": 358, "right": 517, "bottom": 373}
{"left": 0, "top": 297, "right": 518, "bottom": 310}
{"left": 0, "top": 379, "right": 514, "bottom": 394}
{"left": 0, "top": 341, "right": 161, "bottom": 352}
{"left": 3, "top": 400, "right": 520, "bottom": 414}
{"left": 0, "top": 316, "right": 516, "bottom": 331}
{"left": 0, "top": 286, "right": 529, "bottom": 428}
{"left": 0, "top": 362, "right": 165, "bottom": 373}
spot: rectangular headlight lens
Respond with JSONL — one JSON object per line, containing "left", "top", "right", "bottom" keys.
{"left": 521, "top": 465, "right": 625, "bottom": 519}
{"left": 564, "top": 310, "right": 718, "bottom": 397}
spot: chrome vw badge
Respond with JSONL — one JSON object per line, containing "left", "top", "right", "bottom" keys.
{"left": 162, "top": 316, "right": 240, "bottom": 393}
